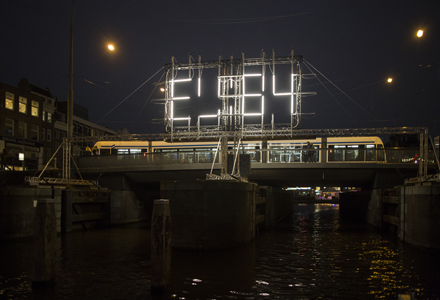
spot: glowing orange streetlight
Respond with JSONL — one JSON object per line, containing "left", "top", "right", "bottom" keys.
{"left": 108, "top": 44, "right": 115, "bottom": 51}
{"left": 417, "top": 29, "right": 423, "bottom": 38}
{"left": 387, "top": 77, "right": 393, "bottom": 83}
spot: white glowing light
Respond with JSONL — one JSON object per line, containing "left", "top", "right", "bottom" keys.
{"left": 244, "top": 113, "right": 262, "bottom": 116}
{"left": 172, "top": 78, "right": 192, "bottom": 82}
{"left": 171, "top": 97, "right": 190, "bottom": 100}
{"left": 262, "top": 75, "right": 265, "bottom": 92}
{"left": 218, "top": 78, "right": 221, "bottom": 97}
{"left": 262, "top": 95, "right": 265, "bottom": 114}
{"left": 243, "top": 73, "right": 262, "bottom": 77}
{"left": 198, "top": 77, "right": 201, "bottom": 97}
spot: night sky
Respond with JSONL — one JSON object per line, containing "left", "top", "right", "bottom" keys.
{"left": 1, "top": 0, "right": 439, "bottom": 136}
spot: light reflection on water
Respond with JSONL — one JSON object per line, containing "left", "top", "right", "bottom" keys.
{"left": 0, "top": 204, "right": 439, "bottom": 299}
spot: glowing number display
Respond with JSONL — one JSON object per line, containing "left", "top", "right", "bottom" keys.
{"left": 165, "top": 53, "right": 305, "bottom": 131}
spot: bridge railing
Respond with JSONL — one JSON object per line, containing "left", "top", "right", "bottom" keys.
{"left": 77, "top": 148, "right": 436, "bottom": 169}
{"left": 78, "top": 151, "right": 220, "bottom": 168}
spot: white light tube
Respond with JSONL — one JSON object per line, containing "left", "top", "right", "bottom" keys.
{"left": 243, "top": 113, "right": 263, "bottom": 116}
{"left": 262, "top": 75, "right": 265, "bottom": 92}
{"left": 217, "top": 78, "right": 220, "bottom": 97}
{"left": 198, "top": 77, "right": 201, "bottom": 97}
{"left": 243, "top": 93, "right": 261, "bottom": 97}
{"left": 243, "top": 73, "right": 262, "bottom": 77}
{"left": 262, "top": 95, "right": 265, "bottom": 115}
{"left": 171, "top": 97, "right": 190, "bottom": 100}
{"left": 172, "top": 78, "right": 192, "bottom": 82}
{"left": 173, "top": 117, "right": 191, "bottom": 121}
{"left": 272, "top": 75, "right": 275, "bottom": 95}
{"left": 199, "top": 114, "right": 218, "bottom": 118}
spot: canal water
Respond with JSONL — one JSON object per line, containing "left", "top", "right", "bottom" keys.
{"left": 0, "top": 204, "right": 439, "bottom": 299}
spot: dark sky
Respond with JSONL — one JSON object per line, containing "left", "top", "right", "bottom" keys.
{"left": 1, "top": 0, "right": 439, "bottom": 136}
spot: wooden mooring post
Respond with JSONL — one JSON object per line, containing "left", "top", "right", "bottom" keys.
{"left": 32, "top": 199, "right": 57, "bottom": 288}
{"left": 151, "top": 199, "right": 171, "bottom": 292}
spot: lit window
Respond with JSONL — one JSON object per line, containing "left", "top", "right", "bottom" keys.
{"left": 47, "top": 129, "right": 52, "bottom": 142}
{"left": 5, "top": 118, "right": 14, "bottom": 136}
{"left": 47, "top": 112, "right": 52, "bottom": 123}
{"left": 31, "top": 100, "right": 39, "bottom": 117}
{"left": 19, "top": 96, "right": 27, "bottom": 114}
{"left": 5, "top": 92, "right": 14, "bottom": 110}
{"left": 19, "top": 122, "right": 27, "bottom": 138}
{"left": 31, "top": 125, "right": 39, "bottom": 140}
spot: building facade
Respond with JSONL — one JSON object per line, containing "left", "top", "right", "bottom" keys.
{"left": 1, "top": 79, "right": 118, "bottom": 171}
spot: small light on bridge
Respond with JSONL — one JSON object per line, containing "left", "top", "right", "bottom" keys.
{"left": 387, "top": 78, "right": 393, "bottom": 83}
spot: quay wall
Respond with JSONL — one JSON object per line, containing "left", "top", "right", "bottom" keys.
{"left": 340, "top": 185, "right": 440, "bottom": 250}
{"left": 0, "top": 187, "right": 62, "bottom": 240}
{"left": 0, "top": 185, "right": 150, "bottom": 240}
{"left": 401, "top": 185, "right": 440, "bottom": 250}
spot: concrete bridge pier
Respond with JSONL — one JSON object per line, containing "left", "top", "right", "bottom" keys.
{"left": 161, "top": 180, "right": 258, "bottom": 250}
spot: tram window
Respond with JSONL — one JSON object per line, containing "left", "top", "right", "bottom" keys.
{"left": 366, "top": 144, "right": 376, "bottom": 161}
{"left": 269, "top": 146, "right": 283, "bottom": 162}
{"left": 346, "top": 145, "right": 359, "bottom": 161}
{"left": 333, "top": 145, "right": 345, "bottom": 161}
{"left": 117, "top": 149, "right": 129, "bottom": 155}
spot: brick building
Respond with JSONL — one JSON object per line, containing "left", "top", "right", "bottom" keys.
{"left": 1, "top": 79, "right": 117, "bottom": 171}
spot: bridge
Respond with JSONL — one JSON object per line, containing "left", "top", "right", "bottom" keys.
{"left": 26, "top": 126, "right": 437, "bottom": 189}
{"left": 73, "top": 147, "right": 427, "bottom": 189}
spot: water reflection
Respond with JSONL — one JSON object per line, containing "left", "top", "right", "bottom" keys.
{"left": 0, "top": 204, "right": 439, "bottom": 299}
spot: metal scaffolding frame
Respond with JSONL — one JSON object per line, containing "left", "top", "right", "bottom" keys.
{"left": 158, "top": 50, "right": 315, "bottom": 141}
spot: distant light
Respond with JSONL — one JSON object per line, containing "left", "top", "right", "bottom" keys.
{"left": 19, "top": 153, "right": 24, "bottom": 161}
{"left": 160, "top": 87, "right": 165, "bottom": 92}
{"left": 387, "top": 78, "right": 393, "bottom": 83}
{"left": 417, "top": 29, "right": 423, "bottom": 38}
{"left": 108, "top": 44, "right": 115, "bottom": 51}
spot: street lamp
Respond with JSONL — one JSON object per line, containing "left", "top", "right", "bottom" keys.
{"left": 417, "top": 29, "right": 424, "bottom": 38}
{"left": 67, "top": 0, "right": 75, "bottom": 139}
{"left": 108, "top": 44, "right": 115, "bottom": 51}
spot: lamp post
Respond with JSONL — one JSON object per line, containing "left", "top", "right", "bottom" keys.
{"left": 67, "top": 0, "right": 75, "bottom": 139}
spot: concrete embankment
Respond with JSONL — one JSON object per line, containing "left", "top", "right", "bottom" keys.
{"left": 0, "top": 186, "right": 149, "bottom": 240}
{"left": 340, "top": 183, "right": 440, "bottom": 250}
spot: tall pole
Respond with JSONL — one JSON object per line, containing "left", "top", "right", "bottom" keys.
{"left": 67, "top": 0, "right": 75, "bottom": 139}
